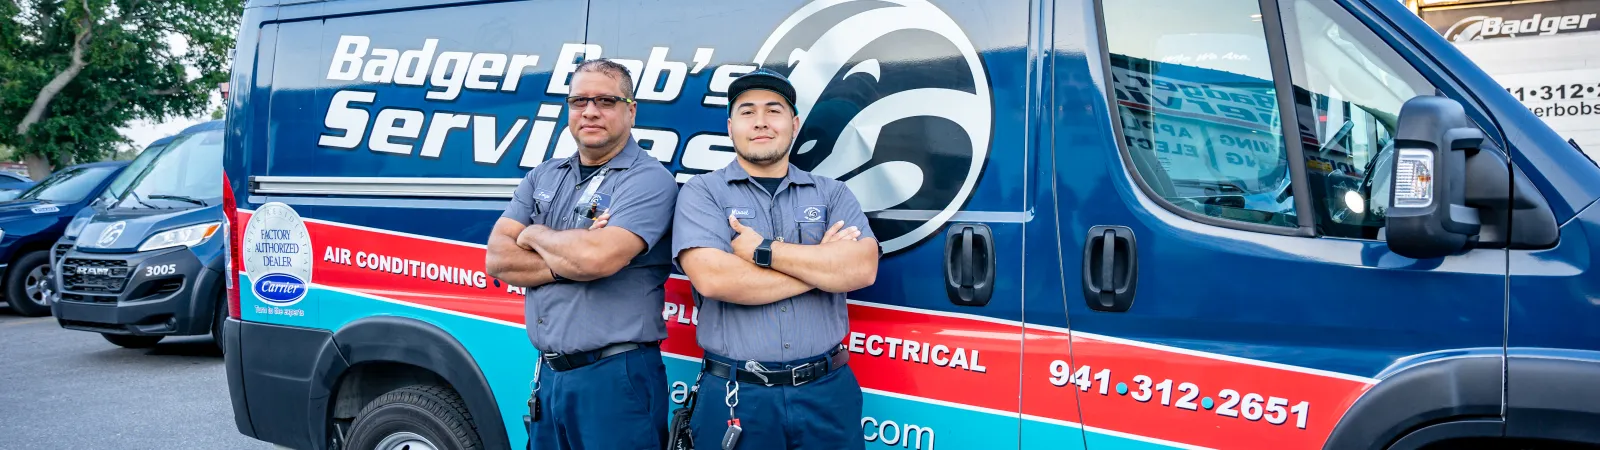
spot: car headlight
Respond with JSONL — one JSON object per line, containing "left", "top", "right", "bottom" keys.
{"left": 139, "top": 222, "right": 222, "bottom": 252}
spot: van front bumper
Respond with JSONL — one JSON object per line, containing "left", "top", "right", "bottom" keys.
{"left": 51, "top": 246, "right": 222, "bottom": 336}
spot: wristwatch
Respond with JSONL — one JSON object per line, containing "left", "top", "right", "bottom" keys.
{"left": 754, "top": 238, "right": 775, "bottom": 268}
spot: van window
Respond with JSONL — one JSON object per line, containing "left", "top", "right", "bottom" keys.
{"left": 1102, "top": 0, "right": 1298, "bottom": 228}
{"left": 117, "top": 129, "right": 225, "bottom": 207}
{"left": 1280, "top": 0, "right": 1441, "bottom": 240}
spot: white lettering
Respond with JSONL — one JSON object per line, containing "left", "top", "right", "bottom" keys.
{"left": 866, "top": 335, "right": 884, "bottom": 356}
{"left": 950, "top": 349, "right": 969, "bottom": 371}
{"left": 930, "top": 345, "right": 950, "bottom": 366}
{"left": 370, "top": 108, "right": 424, "bottom": 154}
{"left": 849, "top": 332, "right": 867, "bottom": 354}
{"left": 427, "top": 51, "right": 472, "bottom": 101}
{"left": 679, "top": 134, "right": 736, "bottom": 182}
{"left": 420, "top": 112, "right": 472, "bottom": 158}
{"left": 703, "top": 64, "right": 756, "bottom": 106}
{"left": 520, "top": 104, "right": 564, "bottom": 168}
{"left": 473, "top": 116, "right": 529, "bottom": 164}
{"left": 632, "top": 128, "right": 680, "bottom": 163}
{"left": 884, "top": 337, "right": 903, "bottom": 359}
{"left": 663, "top": 302, "right": 679, "bottom": 321}
{"left": 969, "top": 351, "right": 986, "bottom": 373}
{"left": 395, "top": 39, "right": 439, "bottom": 86}
{"left": 903, "top": 340, "right": 920, "bottom": 362}
{"left": 465, "top": 53, "right": 508, "bottom": 91}
{"left": 362, "top": 48, "right": 399, "bottom": 83}
{"left": 318, "top": 90, "right": 375, "bottom": 149}
{"left": 547, "top": 43, "right": 603, "bottom": 95}
{"left": 503, "top": 54, "right": 540, "bottom": 92}
{"left": 636, "top": 47, "right": 687, "bottom": 102}
{"left": 327, "top": 35, "right": 368, "bottom": 81}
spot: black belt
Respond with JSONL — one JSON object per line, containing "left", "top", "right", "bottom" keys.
{"left": 703, "top": 345, "right": 849, "bottom": 387}
{"left": 542, "top": 341, "right": 657, "bottom": 372}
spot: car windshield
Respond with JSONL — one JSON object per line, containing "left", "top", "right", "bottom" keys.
{"left": 16, "top": 165, "right": 118, "bottom": 203}
{"left": 101, "top": 140, "right": 173, "bottom": 202}
{"left": 113, "top": 129, "right": 223, "bottom": 209}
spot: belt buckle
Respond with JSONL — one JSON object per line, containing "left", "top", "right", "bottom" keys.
{"left": 791, "top": 363, "right": 814, "bottom": 386}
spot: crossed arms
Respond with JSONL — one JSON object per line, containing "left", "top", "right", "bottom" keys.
{"left": 485, "top": 215, "right": 645, "bottom": 287}
{"left": 673, "top": 182, "right": 880, "bottom": 305}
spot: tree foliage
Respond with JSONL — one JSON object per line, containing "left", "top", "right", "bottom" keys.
{"left": 0, "top": 0, "right": 240, "bottom": 178}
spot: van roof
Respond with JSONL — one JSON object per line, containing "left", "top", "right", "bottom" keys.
{"left": 177, "top": 119, "right": 225, "bottom": 134}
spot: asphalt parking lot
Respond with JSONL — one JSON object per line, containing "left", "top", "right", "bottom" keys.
{"left": 0, "top": 305, "right": 275, "bottom": 450}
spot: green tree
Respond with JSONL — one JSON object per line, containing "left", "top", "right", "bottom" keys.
{"left": 0, "top": 0, "right": 240, "bottom": 179}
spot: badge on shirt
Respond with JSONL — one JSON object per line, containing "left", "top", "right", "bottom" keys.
{"left": 533, "top": 188, "right": 555, "bottom": 202}
{"left": 726, "top": 207, "right": 755, "bottom": 219}
{"left": 587, "top": 192, "right": 613, "bottom": 213}
{"left": 796, "top": 205, "right": 827, "bottom": 223}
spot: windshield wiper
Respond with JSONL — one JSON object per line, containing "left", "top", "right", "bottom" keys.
{"left": 149, "top": 194, "right": 207, "bottom": 206}
{"left": 126, "top": 191, "right": 162, "bottom": 209}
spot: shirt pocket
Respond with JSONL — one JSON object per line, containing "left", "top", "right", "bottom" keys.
{"left": 796, "top": 204, "right": 829, "bottom": 245}
{"left": 529, "top": 187, "right": 557, "bottom": 225}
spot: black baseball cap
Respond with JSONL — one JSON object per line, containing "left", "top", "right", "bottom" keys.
{"left": 726, "top": 68, "right": 797, "bottom": 116}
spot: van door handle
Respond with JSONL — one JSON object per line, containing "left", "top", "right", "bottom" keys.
{"left": 944, "top": 223, "right": 994, "bottom": 307}
{"left": 1083, "top": 226, "right": 1137, "bottom": 312}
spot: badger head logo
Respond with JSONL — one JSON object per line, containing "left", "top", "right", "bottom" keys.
{"left": 756, "top": 0, "right": 992, "bottom": 254}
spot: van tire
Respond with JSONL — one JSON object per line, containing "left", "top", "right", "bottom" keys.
{"left": 5, "top": 251, "right": 53, "bottom": 317}
{"left": 344, "top": 385, "right": 482, "bottom": 450}
{"left": 102, "top": 334, "right": 162, "bottom": 349}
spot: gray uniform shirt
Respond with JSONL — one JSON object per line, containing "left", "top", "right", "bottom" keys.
{"left": 501, "top": 137, "right": 678, "bottom": 354}
{"left": 672, "top": 162, "right": 875, "bottom": 362}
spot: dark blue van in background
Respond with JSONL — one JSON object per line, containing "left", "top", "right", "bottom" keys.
{"left": 51, "top": 120, "right": 229, "bottom": 351}
{"left": 0, "top": 160, "right": 130, "bottom": 316}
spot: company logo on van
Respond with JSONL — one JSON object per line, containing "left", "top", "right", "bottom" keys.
{"left": 756, "top": 0, "right": 993, "bottom": 253}
{"left": 1443, "top": 12, "right": 1598, "bottom": 41}
{"left": 313, "top": 0, "right": 991, "bottom": 253}
{"left": 96, "top": 221, "right": 126, "bottom": 248}
{"left": 253, "top": 273, "right": 308, "bottom": 304}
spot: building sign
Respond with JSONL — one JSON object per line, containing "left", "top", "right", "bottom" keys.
{"left": 1421, "top": 0, "right": 1600, "bottom": 42}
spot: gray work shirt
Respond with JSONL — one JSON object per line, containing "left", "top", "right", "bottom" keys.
{"left": 672, "top": 161, "right": 875, "bottom": 362}
{"left": 501, "top": 137, "right": 678, "bottom": 355}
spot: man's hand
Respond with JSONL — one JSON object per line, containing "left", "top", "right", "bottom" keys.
{"left": 728, "top": 214, "right": 766, "bottom": 262}
{"left": 516, "top": 224, "right": 546, "bottom": 250}
{"left": 820, "top": 220, "right": 861, "bottom": 244}
{"left": 588, "top": 209, "right": 611, "bottom": 230}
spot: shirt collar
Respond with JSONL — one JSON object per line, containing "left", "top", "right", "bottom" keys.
{"left": 556, "top": 136, "right": 643, "bottom": 172}
{"left": 721, "top": 161, "right": 816, "bottom": 186}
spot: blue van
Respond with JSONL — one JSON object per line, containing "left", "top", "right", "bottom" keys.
{"left": 52, "top": 120, "right": 228, "bottom": 350}
{"left": 221, "top": 0, "right": 1600, "bottom": 449}
{"left": 0, "top": 160, "right": 131, "bottom": 316}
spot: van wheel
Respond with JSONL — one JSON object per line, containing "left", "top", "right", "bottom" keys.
{"left": 345, "top": 385, "right": 481, "bottom": 450}
{"left": 5, "top": 251, "right": 53, "bottom": 317}
{"left": 102, "top": 334, "right": 162, "bottom": 349}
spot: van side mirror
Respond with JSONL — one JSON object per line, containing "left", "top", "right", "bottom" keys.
{"left": 1384, "top": 96, "right": 1483, "bottom": 259}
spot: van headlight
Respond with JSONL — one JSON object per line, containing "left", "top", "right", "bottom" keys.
{"left": 139, "top": 222, "right": 222, "bottom": 252}
{"left": 65, "top": 216, "right": 90, "bottom": 237}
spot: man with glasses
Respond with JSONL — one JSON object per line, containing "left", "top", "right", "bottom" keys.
{"left": 485, "top": 58, "right": 677, "bottom": 450}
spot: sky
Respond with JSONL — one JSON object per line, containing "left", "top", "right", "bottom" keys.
{"left": 113, "top": 34, "right": 224, "bottom": 152}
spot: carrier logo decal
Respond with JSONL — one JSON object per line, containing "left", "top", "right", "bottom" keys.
{"left": 96, "top": 221, "right": 126, "bottom": 248}
{"left": 242, "top": 202, "right": 314, "bottom": 306}
{"left": 756, "top": 0, "right": 992, "bottom": 253}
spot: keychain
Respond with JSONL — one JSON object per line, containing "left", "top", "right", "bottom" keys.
{"left": 722, "top": 379, "right": 742, "bottom": 450}
{"left": 527, "top": 356, "right": 543, "bottom": 423}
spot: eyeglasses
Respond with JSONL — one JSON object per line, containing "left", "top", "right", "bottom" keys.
{"left": 566, "top": 95, "right": 634, "bottom": 109}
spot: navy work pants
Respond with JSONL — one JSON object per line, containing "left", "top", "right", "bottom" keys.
{"left": 527, "top": 345, "right": 668, "bottom": 450}
{"left": 689, "top": 352, "right": 865, "bottom": 450}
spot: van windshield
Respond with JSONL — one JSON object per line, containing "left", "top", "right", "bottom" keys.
{"left": 16, "top": 165, "right": 118, "bottom": 204}
{"left": 112, "top": 129, "right": 224, "bottom": 209}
